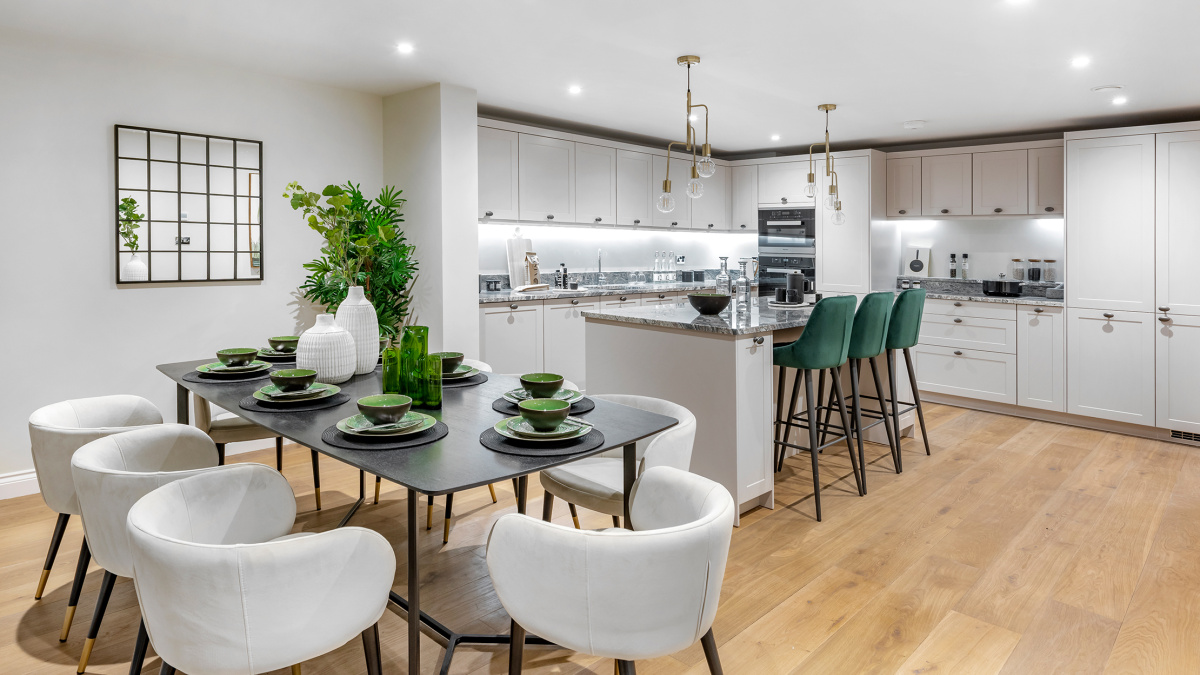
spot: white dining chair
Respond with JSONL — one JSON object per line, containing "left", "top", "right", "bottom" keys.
{"left": 193, "top": 392, "right": 325, "bottom": 509}
{"left": 487, "top": 465, "right": 734, "bottom": 674}
{"left": 127, "top": 463, "right": 395, "bottom": 675}
{"left": 539, "top": 395, "right": 696, "bottom": 528}
{"left": 462, "top": 358, "right": 493, "bottom": 373}
{"left": 27, "top": 394, "right": 162, "bottom": 642}
{"left": 70, "top": 423, "right": 222, "bottom": 673}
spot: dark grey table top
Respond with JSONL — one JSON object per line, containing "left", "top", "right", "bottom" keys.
{"left": 158, "top": 360, "right": 677, "bottom": 496}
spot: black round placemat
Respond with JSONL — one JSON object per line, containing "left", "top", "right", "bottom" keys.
{"left": 258, "top": 352, "right": 297, "bottom": 363}
{"left": 491, "top": 397, "right": 595, "bottom": 416}
{"left": 480, "top": 427, "right": 605, "bottom": 457}
{"left": 238, "top": 393, "right": 350, "bottom": 413}
{"left": 442, "top": 372, "right": 489, "bottom": 389}
{"left": 322, "top": 421, "right": 449, "bottom": 450}
{"left": 183, "top": 369, "right": 273, "bottom": 385}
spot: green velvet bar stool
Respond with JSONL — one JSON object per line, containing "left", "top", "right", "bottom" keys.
{"left": 773, "top": 295, "right": 861, "bottom": 522}
{"left": 885, "top": 289, "right": 931, "bottom": 472}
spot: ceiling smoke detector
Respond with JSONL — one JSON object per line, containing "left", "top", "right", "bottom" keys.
{"left": 903, "top": 120, "right": 927, "bottom": 130}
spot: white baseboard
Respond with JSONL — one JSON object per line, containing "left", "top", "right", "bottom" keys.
{"left": 0, "top": 469, "right": 39, "bottom": 500}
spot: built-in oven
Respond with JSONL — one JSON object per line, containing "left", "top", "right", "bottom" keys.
{"left": 758, "top": 207, "right": 815, "bottom": 253}
{"left": 757, "top": 253, "right": 815, "bottom": 298}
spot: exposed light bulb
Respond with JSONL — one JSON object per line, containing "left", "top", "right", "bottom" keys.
{"left": 686, "top": 178, "right": 704, "bottom": 199}
{"left": 656, "top": 191, "right": 676, "bottom": 213}
{"left": 696, "top": 155, "right": 717, "bottom": 178}
{"left": 824, "top": 194, "right": 838, "bottom": 210}
{"left": 831, "top": 206, "right": 846, "bottom": 226}
{"left": 803, "top": 182, "right": 818, "bottom": 198}
{"left": 396, "top": 42, "right": 415, "bottom": 54}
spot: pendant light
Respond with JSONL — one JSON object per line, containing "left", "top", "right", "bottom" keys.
{"left": 657, "top": 55, "right": 714, "bottom": 213}
{"left": 805, "top": 104, "right": 846, "bottom": 224}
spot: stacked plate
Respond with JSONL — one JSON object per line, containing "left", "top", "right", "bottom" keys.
{"left": 337, "top": 411, "right": 437, "bottom": 437}
{"left": 252, "top": 383, "right": 341, "bottom": 405}
{"left": 443, "top": 364, "right": 480, "bottom": 380}
{"left": 493, "top": 415, "right": 593, "bottom": 442}
{"left": 502, "top": 387, "right": 584, "bottom": 405}
{"left": 195, "top": 360, "right": 271, "bottom": 378}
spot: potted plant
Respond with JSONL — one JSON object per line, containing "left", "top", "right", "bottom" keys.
{"left": 285, "top": 181, "right": 418, "bottom": 374}
{"left": 118, "top": 196, "right": 147, "bottom": 281}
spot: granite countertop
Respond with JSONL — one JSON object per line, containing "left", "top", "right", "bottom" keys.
{"left": 924, "top": 292, "right": 1064, "bottom": 307}
{"left": 479, "top": 281, "right": 722, "bottom": 303}
{"left": 582, "top": 297, "right": 811, "bottom": 336}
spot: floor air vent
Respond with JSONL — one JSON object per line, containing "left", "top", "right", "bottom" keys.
{"left": 1171, "top": 430, "right": 1200, "bottom": 443}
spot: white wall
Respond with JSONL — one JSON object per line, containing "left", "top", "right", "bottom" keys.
{"left": 0, "top": 31, "right": 383, "bottom": 482}
{"left": 897, "top": 218, "right": 1066, "bottom": 280}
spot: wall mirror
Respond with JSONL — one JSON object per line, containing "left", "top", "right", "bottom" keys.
{"left": 114, "top": 124, "right": 263, "bottom": 283}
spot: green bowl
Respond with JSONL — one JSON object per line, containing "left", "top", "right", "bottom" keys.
{"left": 688, "top": 293, "right": 732, "bottom": 316}
{"left": 217, "top": 348, "right": 259, "bottom": 366}
{"left": 518, "top": 398, "right": 571, "bottom": 431}
{"left": 432, "top": 351, "right": 465, "bottom": 374}
{"left": 520, "top": 372, "right": 564, "bottom": 398}
{"left": 267, "top": 336, "right": 300, "bottom": 353}
{"left": 357, "top": 394, "right": 412, "bottom": 424}
{"left": 269, "top": 368, "right": 317, "bottom": 392}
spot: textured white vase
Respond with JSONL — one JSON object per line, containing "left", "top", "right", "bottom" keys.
{"left": 296, "top": 314, "right": 356, "bottom": 384}
{"left": 122, "top": 252, "right": 148, "bottom": 281}
{"left": 336, "top": 285, "right": 380, "bottom": 375}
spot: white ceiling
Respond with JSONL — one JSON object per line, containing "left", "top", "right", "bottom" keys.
{"left": 4, "top": 0, "right": 1199, "bottom": 154}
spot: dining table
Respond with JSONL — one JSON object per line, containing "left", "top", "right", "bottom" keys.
{"left": 157, "top": 359, "right": 678, "bottom": 675}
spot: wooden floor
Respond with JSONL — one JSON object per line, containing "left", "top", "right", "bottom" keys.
{"left": 3, "top": 403, "right": 1198, "bottom": 674}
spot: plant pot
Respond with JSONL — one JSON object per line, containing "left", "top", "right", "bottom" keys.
{"left": 335, "top": 285, "right": 380, "bottom": 375}
{"left": 296, "top": 314, "right": 356, "bottom": 384}
{"left": 122, "top": 252, "right": 148, "bottom": 282}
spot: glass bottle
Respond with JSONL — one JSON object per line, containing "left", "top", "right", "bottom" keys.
{"left": 735, "top": 259, "right": 752, "bottom": 312}
{"left": 949, "top": 253, "right": 957, "bottom": 278}
{"left": 1043, "top": 259, "right": 1058, "bottom": 283}
{"left": 422, "top": 353, "right": 442, "bottom": 409}
{"left": 381, "top": 336, "right": 402, "bottom": 394}
{"left": 399, "top": 325, "right": 428, "bottom": 402}
{"left": 1027, "top": 258, "right": 1043, "bottom": 282}
{"left": 668, "top": 250, "right": 676, "bottom": 272}
{"left": 654, "top": 251, "right": 661, "bottom": 273}
{"left": 1009, "top": 258, "right": 1025, "bottom": 281}
{"left": 960, "top": 253, "right": 970, "bottom": 280}
{"left": 716, "top": 257, "right": 732, "bottom": 295}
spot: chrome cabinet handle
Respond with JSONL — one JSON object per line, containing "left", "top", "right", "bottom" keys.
{"left": 1159, "top": 316, "right": 1171, "bottom": 323}
{"left": 954, "top": 302, "right": 963, "bottom": 307}
{"left": 898, "top": 209, "right": 907, "bottom": 215}
{"left": 485, "top": 210, "right": 494, "bottom": 217}
{"left": 708, "top": 223, "right": 714, "bottom": 228}
{"left": 953, "top": 350, "right": 963, "bottom": 356}
{"left": 620, "top": 296, "right": 628, "bottom": 301}
{"left": 671, "top": 222, "right": 678, "bottom": 227}
{"left": 634, "top": 219, "right": 641, "bottom": 224}
{"left": 781, "top": 197, "right": 788, "bottom": 204}
{"left": 509, "top": 304, "right": 519, "bottom": 310}
{"left": 953, "top": 318, "right": 963, "bottom": 323}
{"left": 1103, "top": 312, "right": 1115, "bottom": 319}
{"left": 1045, "top": 206, "right": 1054, "bottom": 212}
{"left": 594, "top": 217, "right": 602, "bottom": 223}
{"left": 571, "top": 299, "right": 579, "bottom": 305}
{"left": 1034, "top": 307, "right": 1044, "bottom": 313}
{"left": 753, "top": 337, "right": 765, "bottom": 345}
{"left": 547, "top": 214, "right": 554, "bottom": 220}
{"left": 994, "top": 207, "right": 1003, "bottom": 213}
{"left": 1159, "top": 306, "right": 1171, "bottom": 312}
{"left": 941, "top": 209, "right": 950, "bottom": 214}
{"left": 740, "top": 224, "right": 747, "bottom": 229}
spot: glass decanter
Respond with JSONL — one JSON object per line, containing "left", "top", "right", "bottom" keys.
{"left": 715, "top": 257, "right": 732, "bottom": 295}
{"left": 381, "top": 336, "right": 402, "bottom": 394}
{"left": 734, "top": 259, "right": 752, "bottom": 313}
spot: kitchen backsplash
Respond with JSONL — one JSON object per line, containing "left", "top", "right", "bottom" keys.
{"left": 481, "top": 269, "right": 725, "bottom": 291}
{"left": 899, "top": 276, "right": 1063, "bottom": 298}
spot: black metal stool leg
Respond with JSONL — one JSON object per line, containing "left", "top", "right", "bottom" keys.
{"left": 817, "top": 368, "right": 833, "bottom": 448}
{"left": 804, "top": 369, "right": 823, "bottom": 521}
{"left": 617, "top": 660, "right": 637, "bottom": 675}
{"left": 129, "top": 619, "right": 149, "bottom": 675}
{"left": 779, "top": 369, "right": 802, "bottom": 472}
{"left": 868, "top": 356, "right": 900, "bottom": 472}
{"left": 886, "top": 349, "right": 904, "bottom": 473}
{"left": 903, "top": 347, "right": 932, "bottom": 456}
{"left": 509, "top": 620, "right": 526, "bottom": 674}
{"left": 773, "top": 366, "right": 786, "bottom": 469}
{"left": 830, "top": 369, "right": 863, "bottom": 496}
{"left": 849, "top": 359, "right": 868, "bottom": 494}
{"left": 361, "top": 622, "right": 382, "bottom": 675}
{"left": 36, "top": 512, "right": 69, "bottom": 599}
{"left": 61, "top": 539, "right": 91, "bottom": 641}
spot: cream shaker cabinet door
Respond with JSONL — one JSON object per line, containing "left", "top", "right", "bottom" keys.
{"left": 1156, "top": 131, "right": 1200, "bottom": 317}
{"left": 731, "top": 165, "right": 758, "bottom": 233}
{"left": 1016, "top": 305, "right": 1065, "bottom": 412}
{"left": 816, "top": 154, "right": 870, "bottom": 295}
{"left": 972, "top": 149, "right": 1028, "bottom": 215}
{"left": 757, "top": 161, "right": 813, "bottom": 207}
{"left": 615, "top": 149, "right": 653, "bottom": 227}
{"left": 1066, "top": 135, "right": 1156, "bottom": 312}
{"left": 478, "top": 127, "right": 519, "bottom": 220}
{"left": 921, "top": 153, "right": 972, "bottom": 216}
{"left": 691, "top": 163, "right": 730, "bottom": 231}
{"left": 479, "top": 301, "right": 544, "bottom": 374}
{"left": 1028, "top": 146, "right": 1064, "bottom": 215}
{"left": 543, "top": 298, "right": 597, "bottom": 391}
{"left": 886, "top": 157, "right": 921, "bottom": 216}
{"left": 575, "top": 143, "right": 616, "bottom": 226}
{"left": 518, "top": 134, "right": 574, "bottom": 223}
{"left": 1156, "top": 312, "right": 1200, "bottom": 434}
{"left": 650, "top": 154, "right": 691, "bottom": 230}
{"left": 1066, "top": 308, "right": 1155, "bottom": 425}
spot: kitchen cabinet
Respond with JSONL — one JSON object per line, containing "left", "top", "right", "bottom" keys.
{"left": 731, "top": 165, "right": 758, "bottom": 233}
{"left": 543, "top": 298, "right": 598, "bottom": 390}
{"left": 972, "top": 149, "right": 1028, "bottom": 215}
{"left": 1156, "top": 131, "right": 1200, "bottom": 317}
{"left": 1066, "top": 307, "right": 1155, "bottom": 425}
{"left": 690, "top": 163, "right": 730, "bottom": 231}
{"left": 734, "top": 335, "right": 774, "bottom": 506}
{"left": 1016, "top": 304, "right": 1065, "bottom": 412}
{"left": 518, "top": 134, "right": 575, "bottom": 222}
{"left": 758, "top": 161, "right": 813, "bottom": 207}
{"left": 650, "top": 154, "right": 691, "bottom": 229}
{"left": 616, "top": 149, "right": 654, "bottom": 227}
{"left": 816, "top": 154, "right": 871, "bottom": 295}
{"left": 1028, "top": 146, "right": 1064, "bottom": 215}
{"left": 912, "top": 344, "right": 1017, "bottom": 404}
{"left": 918, "top": 314, "right": 1016, "bottom": 354}
{"left": 921, "top": 153, "right": 972, "bottom": 216}
{"left": 886, "top": 157, "right": 921, "bottom": 216}
{"left": 1156, "top": 312, "right": 1200, "bottom": 434}
{"left": 1066, "top": 134, "right": 1155, "bottom": 312}
{"left": 477, "top": 127, "right": 519, "bottom": 220}
{"left": 924, "top": 298, "right": 1017, "bottom": 321}
{"left": 575, "top": 143, "right": 616, "bottom": 225}
{"left": 479, "top": 301, "right": 544, "bottom": 374}
{"left": 599, "top": 294, "right": 641, "bottom": 312}
{"left": 641, "top": 291, "right": 684, "bottom": 307}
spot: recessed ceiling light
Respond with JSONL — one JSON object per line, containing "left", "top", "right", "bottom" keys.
{"left": 1112, "top": 96, "right": 1128, "bottom": 105}
{"left": 770, "top": 134, "right": 781, "bottom": 142}
{"left": 903, "top": 120, "right": 927, "bottom": 130}
{"left": 568, "top": 85, "right": 582, "bottom": 95}
{"left": 396, "top": 42, "right": 414, "bottom": 55}
{"left": 1071, "top": 55, "right": 1091, "bottom": 68}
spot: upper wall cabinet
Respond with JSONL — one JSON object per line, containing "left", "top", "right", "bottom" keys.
{"left": 575, "top": 143, "right": 617, "bottom": 225}
{"left": 886, "top": 157, "right": 921, "bottom": 216}
{"left": 477, "top": 127, "right": 519, "bottom": 220}
{"left": 650, "top": 154, "right": 692, "bottom": 229}
{"left": 616, "top": 149, "right": 654, "bottom": 227}
{"left": 972, "top": 149, "right": 1028, "bottom": 215}
{"left": 817, "top": 154, "right": 871, "bottom": 295}
{"left": 1156, "top": 130, "right": 1200, "bottom": 317}
{"left": 691, "top": 164, "right": 731, "bottom": 231}
{"left": 518, "top": 134, "right": 575, "bottom": 222}
{"left": 731, "top": 165, "right": 758, "bottom": 232}
{"left": 1028, "top": 146, "right": 1064, "bottom": 214}
{"left": 758, "top": 161, "right": 813, "bottom": 207}
{"left": 921, "top": 153, "right": 972, "bottom": 216}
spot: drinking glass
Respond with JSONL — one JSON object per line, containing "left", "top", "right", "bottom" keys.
{"left": 422, "top": 354, "right": 442, "bottom": 409}
{"left": 381, "top": 337, "right": 402, "bottom": 394}
{"left": 399, "top": 325, "right": 428, "bottom": 400}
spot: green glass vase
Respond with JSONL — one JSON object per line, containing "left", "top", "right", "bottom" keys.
{"left": 399, "top": 325, "right": 428, "bottom": 402}
{"left": 381, "top": 337, "right": 402, "bottom": 394}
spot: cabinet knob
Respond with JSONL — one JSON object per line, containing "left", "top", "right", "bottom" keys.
{"left": 484, "top": 210, "right": 494, "bottom": 217}
{"left": 546, "top": 214, "right": 554, "bottom": 220}
{"left": 1044, "top": 206, "right": 1055, "bottom": 212}
{"left": 1159, "top": 306, "right": 1171, "bottom": 312}
{"left": 953, "top": 318, "right": 963, "bottom": 323}
{"left": 620, "top": 296, "right": 628, "bottom": 301}
{"left": 634, "top": 219, "right": 641, "bottom": 224}
{"left": 571, "top": 299, "right": 579, "bottom": 305}
{"left": 1034, "top": 307, "right": 1044, "bottom": 313}
{"left": 898, "top": 209, "right": 907, "bottom": 215}
{"left": 753, "top": 336, "right": 765, "bottom": 345}
{"left": 953, "top": 302, "right": 963, "bottom": 307}
{"left": 994, "top": 207, "right": 1003, "bottom": 213}
{"left": 658, "top": 294, "right": 666, "bottom": 299}
{"left": 671, "top": 222, "right": 678, "bottom": 227}
{"left": 594, "top": 217, "right": 602, "bottom": 223}
{"left": 708, "top": 223, "right": 714, "bottom": 228}
{"left": 1103, "top": 312, "right": 1115, "bottom": 319}
{"left": 781, "top": 198, "right": 788, "bottom": 205}
{"left": 953, "top": 350, "right": 963, "bottom": 356}
{"left": 940, "top": 209, "right": 950, "bottom": 214}
{"left": 509, "top": 303, "right": 519, "bottom": 310}
{"left": 1159, "top": 316, "right": 1171, "bottom": 323}
{"left": 740, "top": 224, "right": 747, "bottom": 229}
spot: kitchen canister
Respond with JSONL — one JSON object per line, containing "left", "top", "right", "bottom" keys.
{"left": 335, "top": 285, "right": 380, "bottom": 375}
{"left": 296, "top": 313, "right": 356, "bottom": 384}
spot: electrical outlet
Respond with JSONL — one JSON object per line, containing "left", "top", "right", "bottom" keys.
{"left": 175, "top": 236, "right": 191, "bottom": 245}
{"left": 180, "top": 211, "right": 188, "bottom": 221}
{"left": 676, "top": 255, "right": 686, "bottom": 264}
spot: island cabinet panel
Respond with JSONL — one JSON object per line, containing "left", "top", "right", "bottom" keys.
{"left": 518, "top": 134, "right": 575, "bottom": 223}
{"left": 886, "top": 157, "right": 921, "bottom": 216}
{"left": 734, "top": 335, "right": 774, "bottom": 506}
{"left": 615, "top": 149, "right": 654, "bottom": 227}
{"left": 758, "top": 161, "right": 813, "bottom": 207}
{"left": 921, "top": 153, "right": 972, "bottom": 216}
{"left": 1066, "top": 307, "right": 1155, "bottom": 425}
{"left": 479, "top": 301, "right": 543, "bottom": 374}
{"left": 543, "top": 298, "right": 597, "bottom": 391}
{"left": 972, "top": 149, "right": 1028, "bottom": 215}
{"left": 731, "top": 165, "right": 758, "bottom": 232}
{"left": 478, "top": 126, "right": 519, "bottom": 220}
{"left": 1028, "top": 146, "right": 1064, "bottom": 214}
{"left": 575, "top": 143, "right": 617, "bottom": 225}
{"left": 1017, "top": 304, "right": 1066, "bottom": 412}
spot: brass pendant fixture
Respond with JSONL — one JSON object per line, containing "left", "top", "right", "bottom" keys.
{"left": 806, "top": 104, "right": 847, "bottom": 225}
{"left": 656, "top": 55, "right": 714, "bottom": 214}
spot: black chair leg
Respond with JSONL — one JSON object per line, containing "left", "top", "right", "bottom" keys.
{"left": 509, "top": 620, "right": 526, "bottom": 675}
{"left": 849, "top": 359, "right": 868, "bottom": 494}
{"left": 61, "top": 539, "right": 91, "bottom": 641}
{"left": 36, "top": 512, "right": 70, "bottom": 599}
{"left": 903, "top": 347, "right": 932, "bottom": 456}
{"left": 830, "top": 369, "right": 863, "bottom": 496}
{"left": 617, "top": 660, "right": 637, "bottom": 675}
{"left": 886, "top": 349, "right": 903, "bottom": 473}
{"left": 773, "top": 365, "right": 786, "bottom": 468}
{"left": 818, "top": 366, "right": 836, "bottom": 448}
{"left": 129, "top": 619, "right": 149, "bottom": 675}
{"left": 868, "top": 356, "right": 900, "bottom": 472}
{"left": 443, "top": 492, "right": 454, "bottom": 544}
{"left": 275, "top": 436, "right": 283, "bottom": 471}
{"left": 779, "top": 369, "right": 802, "bottom": 472}
{"left": 78, "top": 570, "right": 117, "bottom": 674}
{"left": 159, "top": 662, "right": 176, "bottom": 675}
{"left": 700, "top": 628, "right": 724, "bottom": 675}
{"left": 426, "top": 494, "right": 434, "bottom": 530}
{"left": 804, "top": 370, "right": 822, "bottom": 522}
{"left": 541, "top": 490, "right": 555, "bottom": 522}
{"left": 310, "top": 449, "right": 322, "bottom": 510}
{"left": 567, "top": 502, "right": 581, "bottom": 529}
{"left": 361, "top": 622, "right": 382, "bottom": 675}
{"left": 216, "top": 442, "right": 226, "bottom": 466}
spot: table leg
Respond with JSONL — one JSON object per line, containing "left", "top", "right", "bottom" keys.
{"left": 623, "top": 443, "right": 635, "bottom": 530}
{"left": 516, "top": 476, "right": 528, "bottom": 515}
{"left": 407, "top": 488, "right": 421, "bottom": 674}
{"left": 175, "top": 384, "right": 188, "bottom": 425}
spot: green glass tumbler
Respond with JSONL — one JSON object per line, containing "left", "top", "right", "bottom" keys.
{"left": 422, "top": 354, "right": 443, "bottom": 409}
{"left": 381, "top": 338, "right": 402, "bottom": 394}
{"left": 399, "top": 325, "right": 429, "bottom": 400}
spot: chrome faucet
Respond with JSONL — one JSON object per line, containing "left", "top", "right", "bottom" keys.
{"left": 597, "top": 248, "right": 607, "bottom": 285}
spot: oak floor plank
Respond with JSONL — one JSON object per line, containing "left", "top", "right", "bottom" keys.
{"left": 998, "top": 599, "right": 1121, "bottom": 675}
{"left": 892, "top": 610, "right": 1021, "bottom": 675}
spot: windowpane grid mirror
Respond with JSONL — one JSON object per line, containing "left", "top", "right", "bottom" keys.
{"left": 114, "top": 124, "right": 263, "bottom": 284}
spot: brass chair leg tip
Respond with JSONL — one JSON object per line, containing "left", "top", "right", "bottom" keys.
{"left": 60, "top": 605, "right": 77, "bottom": 641}
{"left": 314, "top": 487, "right": 322, "bottom": 511}
{"left": 77, "top": 638, "right": 95, "bottom": 673}
{"left": 35, "top": 569, "right": 50, "bottom": 599}
{"left": 572, "top": 516, "right": 581, "bottom": 529}
{"left": 443, "top": 520, "right": 452, "bottom": 544}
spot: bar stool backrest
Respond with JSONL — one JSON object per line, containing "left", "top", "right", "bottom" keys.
{"left": 773, "top": 295, "right": 857, "bottom": 371}
{"left": 848, "top": 292, "right": 895, "bottom": 360}
{"left": 886, "top": 289, "right": 927, "bottom": 351}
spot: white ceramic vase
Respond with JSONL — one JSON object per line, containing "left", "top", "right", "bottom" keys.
{"left": 336, "top": 285, "right": 380, "bottom": 375}
{"left": 122, "top": 252, "right": 148, "bottom": 281}
{"left": 296, "top": 313, "right": 356, "bottom": 384}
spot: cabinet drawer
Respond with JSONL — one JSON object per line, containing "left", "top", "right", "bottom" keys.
{"left": 924, "top": 297, "right": 1017, "bottom": 321}
{"left": 598, "top": 295, "right": 641, "bottom": 311}
{"left": 919, "top": 314, "right": 1016, "bottom": 354}
{"left": 913, "top": 344, "right": 1017, "bottom": 404}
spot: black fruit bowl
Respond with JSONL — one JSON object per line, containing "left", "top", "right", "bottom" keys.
{"left": 688, "top": 293, "right": 732, "bottom": 315}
